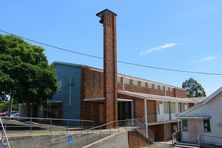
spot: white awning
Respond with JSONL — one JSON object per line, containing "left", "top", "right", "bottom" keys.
{"left": 118, "top": 90, "right": 206, "bottom": 103}
{"left": 178, "top": 116, "right": 211, "bottom": 119}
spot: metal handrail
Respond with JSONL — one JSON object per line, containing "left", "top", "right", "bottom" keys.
{"left": 136, "top": 125, "right": 154, "bottom": 142}
{"left": 0, "top": 117, "right": 10, "bottom": 148}
{"left": 1, "top": 116, "right": 95, "bottom": 140}
{"left": 1, "top": 116, "right": 94, "bottom": 124}
{"left": 51, "top": 119, "right": 132, "bottom": 148}
{"left": 51, "top": 118, "right": 154, "bottom": 147}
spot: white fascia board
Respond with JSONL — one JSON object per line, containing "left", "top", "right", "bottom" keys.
{"left": 178, "top": 87, "right": 222, "bottom": 117}
{"left": 117, "top": 98, "right": 133, "bottom": 102}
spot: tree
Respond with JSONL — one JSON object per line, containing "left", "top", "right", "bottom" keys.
{"left": 182, "top": 78, "right": 206, "bottom": 98}
{"left": 0, "top": 34, "right": 58, "bottom": 109}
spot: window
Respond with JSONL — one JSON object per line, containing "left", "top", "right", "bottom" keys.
{"left": 203, "top": 119, "right": 211, "bottom": 132}
{"left": 141, "top": 81, "right": 146, "bottom": 87}
{"left": 137, "top": 81, "right": 141, "bottom": 87}
{"left": 168, "top": 87, "right": 171, "bottom": 92}
{"left": 178, "top": 103, "right": 181, "bottom": 112}
{"left": 170, "top": 102, "right": 176, "bottom": 114}
{"left": 178, "top": 103, "right": 186, "bottom": 112}
{"left": 164, "top": 102, "right": 169, "bottom": 114}
{"left": 121, "top": 77, "right": 124, "bottom": 83}
{"left": 182, "top": 120, "right": 188, "bottom": 131}
{"left": 160, "top": 86, "right": 164, "bottom": 91}
{"left": 156, "top": 102, "right": 161, "bottom": 114}
{"left": 145, "top": 82, "right": 148, "bottom": 88}
{"left": 130, "top": 79, "right": 133, "bottom": 85}
{"left": 181, "top": 103, "right": 186, "bottom": 112}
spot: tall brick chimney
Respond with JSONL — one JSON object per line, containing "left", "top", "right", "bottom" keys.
{"left": 97, "top": 9, "right": 118, "bottom": 126}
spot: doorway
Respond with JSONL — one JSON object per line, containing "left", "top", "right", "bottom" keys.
{"left": 118, "top": 100, "right": 133, "bottom": 121}
{"left": 157, "top": 102, "right": 164, "bottom": 121}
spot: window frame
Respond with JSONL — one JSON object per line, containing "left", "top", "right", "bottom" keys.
{"left": 182, "top": 120, "right": 188, "bottom": 132}
{"left": 203, "top": 119, "right": 211, "bottom": 133}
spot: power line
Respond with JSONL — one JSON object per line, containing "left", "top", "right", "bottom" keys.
{"left": 1, "top": 29, "right": 222, "bottom": 76}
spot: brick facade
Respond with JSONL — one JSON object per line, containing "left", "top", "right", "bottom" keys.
{"left": 149, "top": 124, "right": 166, "bottom": 141}
{"left": 80, "top": 9, "right": 188, "bottom": 141}
{"left": 97, "top": 10, "right": 118, "bottom": 126}
{"left": 128, "top": 131, "right": 151, "bottom": 148}
{"left": 81, "top": 67, "right": 186, "bottom": 100}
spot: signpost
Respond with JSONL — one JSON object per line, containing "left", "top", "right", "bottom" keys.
{"left": 68, "top": 134, "right": 73, "bottom": 145}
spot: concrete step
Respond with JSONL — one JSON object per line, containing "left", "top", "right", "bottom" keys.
{"left": 174, "top": 142, "right": 200, "bottom": 148}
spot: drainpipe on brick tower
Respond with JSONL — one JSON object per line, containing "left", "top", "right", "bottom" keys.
{"left": 97, "top": 9, "right": 118, "bottom": 128}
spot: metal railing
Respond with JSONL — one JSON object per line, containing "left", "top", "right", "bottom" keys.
{"left": 0, "top": 116, "right": 155, "bottom": 148}
{"left": 51, "top": 118, "right": 154, "bottom": 148}
{"left": 0, "top": 117, "right": 10, "bottom": 148}
{"left": 137, "top": 125, "right": 154, "bottom": 143}
{"left": 148, "top": 114, "right": 178, "bottom": 124}
{"left": 197, "top": 135, "right": 222, "bottom": 146}
{"left": 1, "top": 116, "right": 94, "bottom": 136}
{"left": 0, "top": 116, "right": 94, "bottom": 148}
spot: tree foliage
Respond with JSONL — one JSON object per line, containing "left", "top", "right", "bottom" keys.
{"left": 0, "top": 100, "right": 18, "bottom": 112}
{"left": 0, "top": 34, "right": 58, "bottom": 104}
{"left": 182, "top": 78, "right": 206, "bottom": 98}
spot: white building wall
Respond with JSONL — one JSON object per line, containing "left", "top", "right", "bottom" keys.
{"left": 181, "top": 92, "right": 222, "bottom": 144}
{"left": 182, "top": 131, "right": 189, "bottom": 142}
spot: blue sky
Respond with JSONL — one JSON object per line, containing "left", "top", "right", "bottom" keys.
{"left": 1, "top": 0, "right": 222, "bottom": 95}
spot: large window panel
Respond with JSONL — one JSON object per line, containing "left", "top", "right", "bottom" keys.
{"left": 203, "top": 119, "right": 211, "bottom": 132}
{"left": 182, "top": 120, "right": 188, "bottom": 131}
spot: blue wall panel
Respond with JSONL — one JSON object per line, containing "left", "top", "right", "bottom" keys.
{"left": 52, "top": 63, "right": 82, "bottom": 125}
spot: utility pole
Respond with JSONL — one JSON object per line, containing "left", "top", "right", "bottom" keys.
{"left": 8, "top": 92, "right": 13, "bottom": 117}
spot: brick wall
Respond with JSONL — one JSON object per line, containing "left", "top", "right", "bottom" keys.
{"left": 119, "top": 83, "right": 176, "bottom": 97}
{"left": 128, "top": 131, "right": 151, "bottom": 148}
{"left": 81, "top": 67, "right": 104, "bottom": 99}
{"left": 148, "top": 100, "right": 157, "bottom": 123}
{"left": 149, "top": 124, "right": 166, "bottom": 141}
{"left": 117, "top": 93, "right": 145, "bottom": 120}
{"left": 174, "top": 88, "right": 186, "bottom": 98}
{"left": 82, "top": 67, "right": 186, "bottom": 99}
{"left": 117, "top": 93, "right": 157, "bottom": 123}
{"left": 134, "top": 99, "right": 145, "bottom": 119}
{"left": 80, "top": 101, "right": 104, "bottom": 126}
{"left": 97, "top": 10, "right": 118, "bottom": 125}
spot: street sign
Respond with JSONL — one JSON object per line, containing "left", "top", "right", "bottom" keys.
{"left": 68, "top": 134, "right": 73, "bottom": 144}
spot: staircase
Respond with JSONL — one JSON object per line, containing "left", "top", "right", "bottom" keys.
{"left": 173, "top": 143, "right": 200, "bottom": 148}
{"left": 136, "top": 124, "right": 154, "bottom": 144}
{"left": 0, "top": 117, "right": 10, "bottom": 148}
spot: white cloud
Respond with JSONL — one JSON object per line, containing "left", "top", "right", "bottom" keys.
{"left": 139, "top": 42, "right": 178, "bottom": 56}
{"left": 195, "top": 56, "right": 216, "bottom": 63}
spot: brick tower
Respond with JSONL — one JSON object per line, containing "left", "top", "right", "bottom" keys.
{"left": 97, "top": 9, "right": 118, "bottom": 126}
